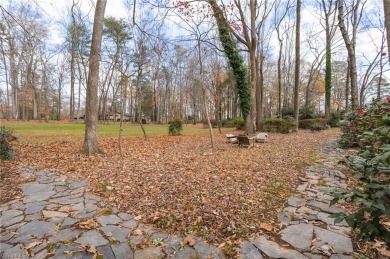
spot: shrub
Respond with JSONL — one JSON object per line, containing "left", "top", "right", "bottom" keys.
{"left": 309, "top": 123, "right": 325, "bottom": 131}
{"left": 331, "top": 97, "right": 390, "bottom": 246}
{"left": 281, "top": 106, "right": 293, "bottom": 117}
{"left": 299, "top": 107, "right": 316, "bottom": 120}
{"left": 328, "top": 111, "right": 343, "bottom": 127}
{"left": 0, "top": 127, "right": 17, "bottom": 161}
{"left": 202, "top": 119, "right": 219, "bottom": 128}
{"left": 299, "top": 118, "right": 328, "bottom": 129}
{"left": 262, "top": 118, "right": 296, "bottom": 133}
{"left": 222, "top": 117, "right": 245, "bottom": 130}
{"left": 168, "top": 119, "right": 183, "bottom": 136}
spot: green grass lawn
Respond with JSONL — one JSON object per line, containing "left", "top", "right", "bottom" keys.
{"left": 1, "top": 120, "right": 219, "bottom": 143}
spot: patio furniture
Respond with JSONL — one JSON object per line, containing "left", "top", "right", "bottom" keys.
{"left": 237, "top": 135, "right": 254, "bottom": 148}
{"left": 226, "top": 134, "right": 238, "bottom": 144}
{"left": 255, "top": 133, "right": 268, "bottom": 143}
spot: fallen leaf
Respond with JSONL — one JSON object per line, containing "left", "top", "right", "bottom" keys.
{"left": 133, "top": 229, "right": 143, "bottom": 235}
{"left": 259, "top": 223, "right": 273, "bottom": 232}
{"left": 183, "top": 236, "right": 196, "bottom": 246}
{"left": 77, "top": 218, "right": 98, "bottom": 229}
{"left": 24, "top": 242, "right": 41, "bottom": 250}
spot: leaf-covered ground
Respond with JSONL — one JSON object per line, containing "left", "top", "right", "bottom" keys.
{"left": 3, "top": 128, "right": 341, "bottom": 246}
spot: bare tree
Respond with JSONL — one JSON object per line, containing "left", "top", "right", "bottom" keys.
{"left": 293, "top": 0, "right": 302, "bottom": 130}
{"left": 81, "top": 0, "right": 106, "bottom": 155}
{"left": 384, "top": 0, "right": 390, "bottom": 65}
{"left": 337, "top": 0, "right": 365, "bottom": 109}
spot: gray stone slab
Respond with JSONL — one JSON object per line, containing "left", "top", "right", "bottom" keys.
{"left": 121, "top": 219, "right": 138, "bottom": 230}
{"left": 2, "top": 244, "right": 29, "bottom": 259}
{"left": 97, "top": 244, "right": 115, "bottom": 258}
{"left": 2, "top": 209, "right": 23, "bottom": 218}
{"left": 314, "top": 227, "right": 353, "bottom": 254}
{"left": 280, "top": 223, "right": 313, "bottom": 251}
{"left": 251, "top": 236, "right": 307, "bottom": 259}
{"left": 134, "top": 247, "right": 164, "bottom": 259}
{"left": 75, "top": 230, "right": 109, "bottom": 247}
{"left": 49, "top": 196, "right": 84, "bottom": 205}
{"left": 118, "top": 212, "right": 134, "bottom": 221}
{"left": 0, "top": 243, "right": 13, "bottom": 253}
{"left": 129, "top": 235, "right": 145, "bottom": 247}
{"left": 85, "top": 203, "right": 98, "bottom": 212}
{"left": 30, "top": 242, "right": 47, "bottom": 255}
{"left": 307, "top": 200, "right": 345, "bottom": 214}
{"left": 85, "top": 193, "right": 100, "bottom": 201}
{"left": 240, "top": 241, "right": 264, "bottom": 259}
{"left": 111, "top": 243, "right": 133, "bottom": 259}
{"left": 163, "top": 236, "right": 183, "bottom": 254}
{"left": 0, "top": 233, "right": 14, "bottom": 242}
{"left": 318, "top": 212, "right": 348, "bottom": 226}
{"left": 16, "top": 220, "right": 58, "bottom": 238}
{"left": 6, "top": 221, "right": 26, "bottom": 231}
{"left": 31, "top": 249, "right": 47, "bottom": 259}
{"left": 288, "top": 197, "right": 306, "bottom": 207}
{"left": 172, "top": 246, "right": 197, "bottom": 258}
{"left": 25, "top": 204, "right": 46, "bottom": 215}
{"left": 25, "top": 213, "right": 42, "bottom": 222}
{"left": 10, "top": 200, "right": 25, "bottom": 210}
{"left": 69, "top": 181, "right": 88, "bottom": 188}
{"left": 151, "top": 232, "right": 169, "bottom": 241}
{"left": 297, "top": 183, "right": 308, "bottom": 192}
{"left": 48, "top": 229, "right": 82, "bottom": 244}
{"left": 100, "top": 225, "right": 131, "bottom": 242}
{"left": 96, "top": 215, "right": 122, "bottom": 226}
{"left": 21, "top": 182, "right": 55, "bottom": 195}
{"left": 61, "top": 218, "right": 80, "bottom": 229}
{"left": 74, "top": 212, "right": 95, "bottom": 219}
{"left": 329, "top": 254, "right": 353, "bottom": 259}
{"left": 23, "top": 191, "right": 56, "bottom": 203}
{"left": 43, "top": 210, "right": 69, "bottom": 218}
{"left": 194, "top": 240, "right": 224, "bottom": 259}
{"left": 1, "top": 215, "right": 24, "bottom": 228}
{"left": 53, "top": 245, "right": 93, "bottom": 259}
{"left": 304, "top": 253, "right": 323, "bottom": 259}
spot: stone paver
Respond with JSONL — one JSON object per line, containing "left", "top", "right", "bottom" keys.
{"left": 280, "top": 223, "right": 313, "bottom": 251}
{"left": 0, "top": 140, "right": 358, "bottom": 258}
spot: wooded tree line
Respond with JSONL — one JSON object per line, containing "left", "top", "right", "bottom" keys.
{"left": 0, "top": 0, "right": 389, "bottom": 129}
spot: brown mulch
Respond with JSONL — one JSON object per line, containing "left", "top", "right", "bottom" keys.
{"left": 4, "top": 128, "right": 341, "bottom": 246}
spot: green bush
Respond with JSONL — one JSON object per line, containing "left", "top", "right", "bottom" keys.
{"left": 202, "top": 119, "right": 219, "bottom": 128}
{"left": 309, "top": 123, "right": 325, "bottom": 131}
{"left": 0, "top": 127, "right": 17, "bottom": 161}
{"left": 299, "top": 106, "right": 316, "bottom": 120}
{"left": 299, "top": 118, "right": 328, "bottom": 129}
{"left": 168, "top": 119, "right": 183, "bottom": 136}
{"left": 262, "top": 118, "right": 296, "bottom": 133}
{"left": 222, "top": 117, "right": 245, "bottom": 130}
{"left": 281, "top": 106, "right": 293, "bottom": 117}
{"left": 331, "top": 97, "right": 390, "bottom": 247}
{"left": 328, "top": 111, "right": 343, "bottom": 127}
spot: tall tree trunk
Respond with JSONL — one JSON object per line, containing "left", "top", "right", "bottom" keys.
{"left": 197, "top": 40, "right": 214, "bottom": 148}
{"left": 345, "top": 57, "right": 350, "bottom": 111}
{"left": 81, "top": 0, "right": 106, "bottom": 155}
{"left": 337, "top": 0, "right": 359, "bottom": 109}
{"left": 293, "top": 0, "right": 301, "bottom": 131}
{"left": 384, "top": 0, "right": 390, "bottom": 65}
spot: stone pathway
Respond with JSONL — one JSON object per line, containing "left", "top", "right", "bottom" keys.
{"left": 240, "top": 141, "right": 355, "bottom": 259}
{"left": 0, "top": 140, "right": 357, "bottom": 258}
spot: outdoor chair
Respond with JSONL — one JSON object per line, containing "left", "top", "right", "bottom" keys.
{"left": 226, "top": 133, "right": 238, "bottom": 144}
{"left": 255, "top": 133, "right": 268, "bottom": 143}
{"left": 237, "top": 135, "right": 254, "bottom": 148}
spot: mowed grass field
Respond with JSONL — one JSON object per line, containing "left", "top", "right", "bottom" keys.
{"left": 1, "top": 120, "right": 218, "bottom": 143}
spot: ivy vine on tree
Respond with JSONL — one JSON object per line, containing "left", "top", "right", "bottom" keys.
{"left": 208, "top": 0, "right": 251, "bottom": 121}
